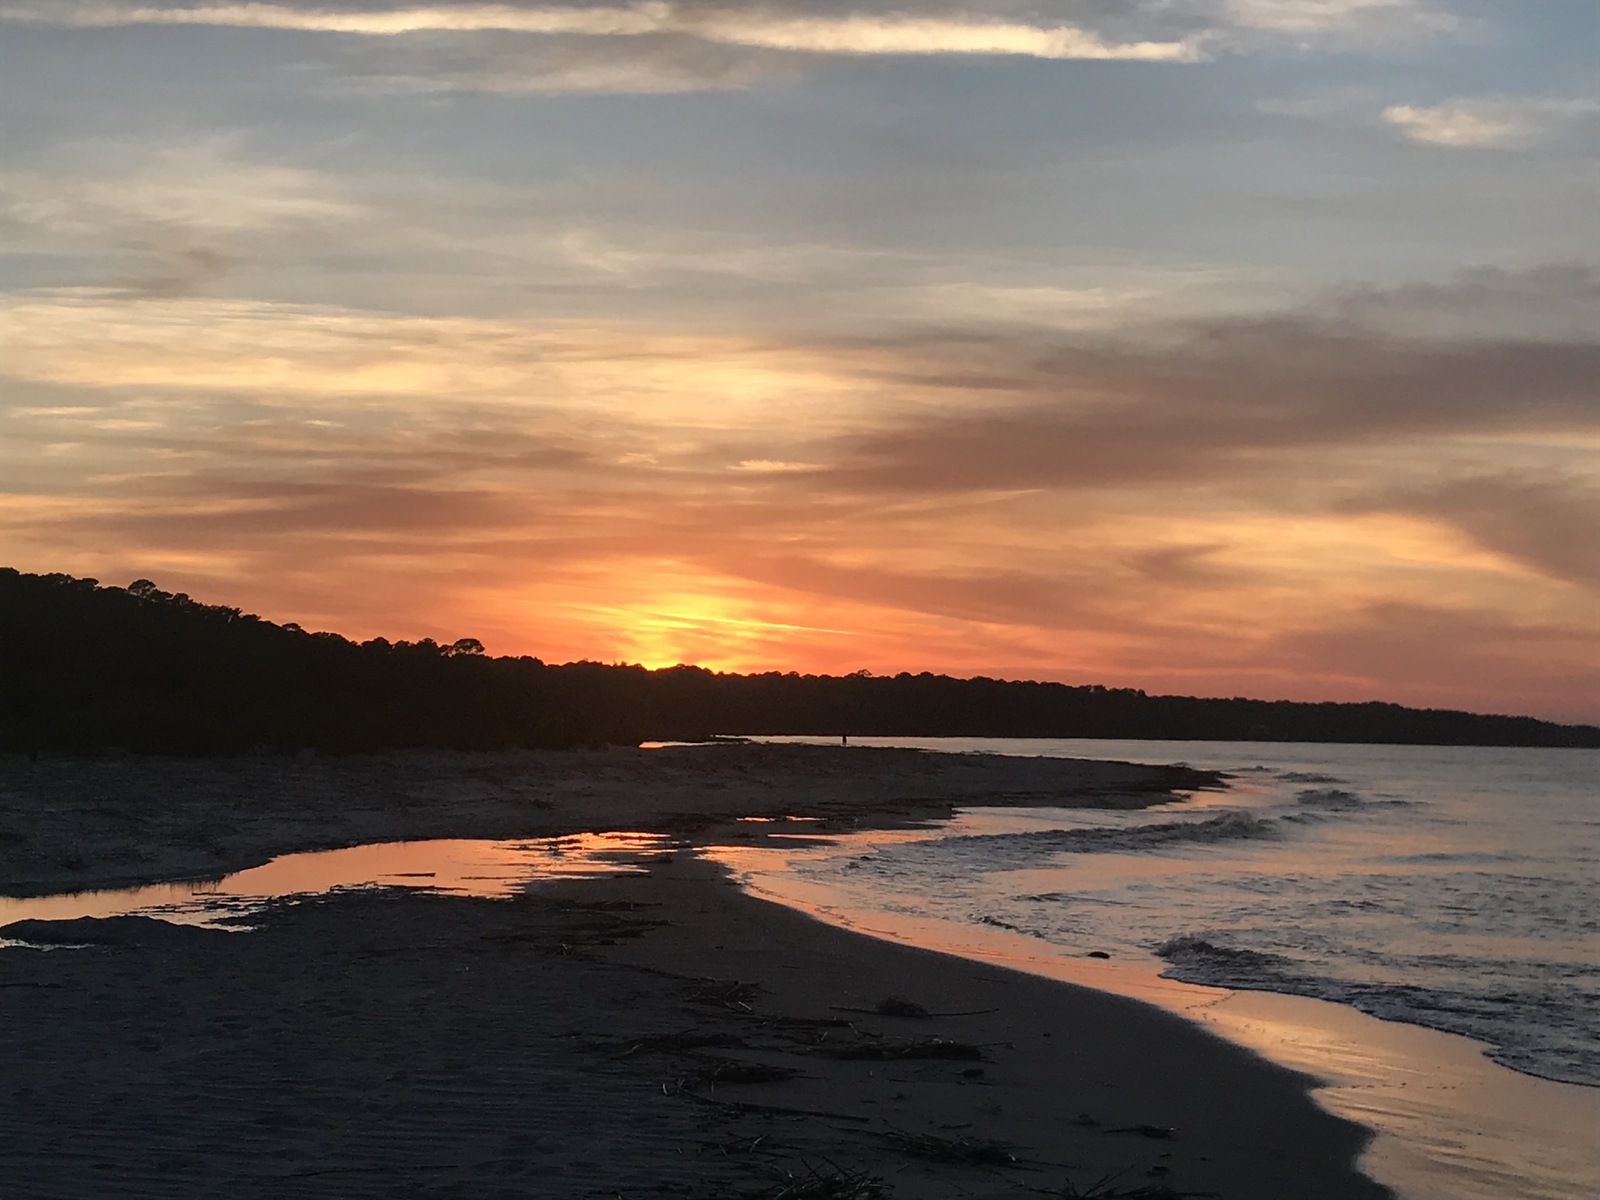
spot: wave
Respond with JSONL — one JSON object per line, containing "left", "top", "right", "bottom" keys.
{"left": 1008, "top": 812, "right": 1277, "bottom": 854}
{"left": 1089, "top": 812, "right": 1276, "bottom": 849}
{"left": 1295, "top": 787, "right": 1366, "bottom": 809}
{"left": 973, "top": 913, "right": 1053, "bottom": 940}
{"left": 1281, "top": 772, "right": 1344, "bottom": 784}
{"left": 1154, "top": 934, "right": 1290, "bottom": 985}
{"left": 1153, "top": 933, "right": 1600, "bottom": 1088}
{"left": 1292, "top": 787, "right": 1412, "bottom": 812}
{"left": 1379, "top": 850, "right": 1516, "bottom": 865}
{"left": 834, "top": 813, "right": 1280, "bottom": 879}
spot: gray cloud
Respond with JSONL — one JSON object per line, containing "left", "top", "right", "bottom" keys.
{"left": 1372, "top": 475, "right": 1600, "bottom": 589}
{"left": 109, "top": 239, "right": 236, "bottom": 298}
{"left": 4, "top": 2, "right": 1206, "bottom": 66}
{"left": 0, "top": 0, "right": 1472, "bottom": 102}
{"left": 1127, "top": 542, "right": 1239, "bottom": 585}
{"left": 0, "top": 142, "right": 365, "bottom": 298}
{"left": 817, "top": 267, "right": 1600, "bottom": 494}
{"left": 326, "top": 30, "right": 803, "bottom": 95}
{"left": 1325, "top": 265, "right": 1600, "bottom": 343}
{"left": 1262, "top": 88, "right": 1600, "bottom": 150}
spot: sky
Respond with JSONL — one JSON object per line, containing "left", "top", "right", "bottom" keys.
{"left": 1, "top": 1, "right": 1596, "bottom": 722}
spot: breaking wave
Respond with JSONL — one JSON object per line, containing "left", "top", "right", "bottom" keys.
{"left": 842, "top": 812, "right": 1282, "bottom": 875}
{"left": 1295, "top": 787, "right": 1366, "bottom": 809}
{"left": 1292, "top": 787, "right": 1412, "bottom": 813}
{"left": 1155, "top": 934, "right": 1291, "bottom": 985}
{"left": 783, "top": 742, "right": 1599, "bottom": 1091}
{"left": 1039, "top": 812, "right": 1278, "bottom": 851}
{"left": 953, "top": 812, "right": 1276, "bottom": 859}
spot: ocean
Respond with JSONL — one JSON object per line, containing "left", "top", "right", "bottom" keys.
{"left": 736, "top": 737, "right": 1600, "bottom": 1089}
{"left": 3, "top": 738, "right": 1594, "bottom": 1196}
{"left": 712, "top": 736, "right": 1600, "bottom": 1200}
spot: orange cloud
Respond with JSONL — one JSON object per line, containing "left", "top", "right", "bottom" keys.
{"left": 2, "top": 271, "right": 1596, "bottom": 722}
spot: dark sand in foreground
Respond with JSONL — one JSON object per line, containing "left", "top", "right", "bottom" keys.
{"left": 1, "top": 746, "right": 1389, "bottom": 1198}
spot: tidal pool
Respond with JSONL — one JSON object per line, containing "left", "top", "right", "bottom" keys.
{"left": 0, "top": 832, "right": 676, "bottom": 935}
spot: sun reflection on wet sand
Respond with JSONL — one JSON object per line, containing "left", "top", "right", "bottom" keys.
{"left": 0, "top": 833, "right": 675, "bottom": 931}
{"left": 1205, "top": 990, "right": 1600, "bottom": 1200}
{"left": 4, "top": 823, "right": 1595, "bottom": 1199}
{"left": 706, "top": 836, "right": 1600, "bottom": 1200}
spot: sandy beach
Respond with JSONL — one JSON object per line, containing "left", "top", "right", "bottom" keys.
{"left": 0, "top": 744, "right": 1217, "bottom": 898}
{"left": 1, "top": 745, "right": 1388, "bottom": 1198}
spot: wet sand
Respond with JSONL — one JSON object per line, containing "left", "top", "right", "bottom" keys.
{"left": 0, "top": 745, "right": 1389, "bottom": 1198}
{"left": 0, "top": 743, "right": 1214, "bottom": 897}
{"left": 713, "top": 837, "right": 1600, "bottom": 1200}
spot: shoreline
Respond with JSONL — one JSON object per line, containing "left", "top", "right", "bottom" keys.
{"left": 0, "top": 743, "right": 1398, "bottom": 1198}
{"left": 717, "top": 846, "right": 1600, "bottom": 1200}
{"left": 2, "top": 851, "right": 1388, "bottom": 1199}
{"left": 0, "top": 743, "right": 1217, "bottom": 898}
{"left": 11, "top": 742, "right": 1591, "bottom": 1196}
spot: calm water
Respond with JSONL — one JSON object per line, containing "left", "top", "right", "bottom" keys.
{"left": 0, "top": 831, "right": 675, "bottom": 939}
{"left": 750, "top": 737, "right": 1600, "bottom": 1089}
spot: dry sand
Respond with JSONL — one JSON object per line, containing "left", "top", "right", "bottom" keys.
{"left": 0, "top": 745, "right": 1389, "bottom": 1198}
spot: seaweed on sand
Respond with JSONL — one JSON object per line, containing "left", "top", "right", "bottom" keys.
{"left": 828, "top": 996, "right": 999, "bottom": 1020}
{"left": 689, "top": 979, "right": 765, "bottom": 1010}
{"left": 601, "top": 1030, "right": 749, "bottom": 1057}
{"left": 1057, "top": 1173, "right": 1219, "bottom": 1198}
{"left": 816, "top": 1037, "right": 984, "bottom": 1061}
{"left": 883, "top": 1129, "right": 1016, "bottom": 1165}
{"left": 738, "top": 1164, "right": 891, "bottom": 1198}
{"left": 686, "top": 1056, "right": 804, "bottom": 1086}
{"left": 873, "top": 995, "right": 930, "bottom": 1018}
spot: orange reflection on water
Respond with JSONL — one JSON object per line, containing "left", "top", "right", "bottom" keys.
{"left": 0, "top": 833, "right": 673, "bottom": 931}
{"left": 706, "top": 837, "right": 1600, "bottom": 1200}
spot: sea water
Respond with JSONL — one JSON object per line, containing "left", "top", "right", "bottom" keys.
{"left": 711, "top": 737, "right": 1599, "bottom": 1199}
{"left": 744, "top": 738, "right": 1600, "bottom": 1088}
{"left": 0, "top": 831, "right": 676, "bottom": 935}
{"left": 4, "top": 739, "right": 1593, "bottom": 1196}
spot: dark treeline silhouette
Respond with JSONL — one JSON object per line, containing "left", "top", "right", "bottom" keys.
{"left": 3, "top": 568, "right": 1596, "bottom": 755}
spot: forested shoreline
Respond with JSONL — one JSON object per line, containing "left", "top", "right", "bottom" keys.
{"left": 4, "top": 569, "right": 1595, "bottom": 754}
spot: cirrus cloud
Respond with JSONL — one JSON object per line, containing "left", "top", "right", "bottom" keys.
{"left": 2, "top": 2, "right": 1205, "bottom": 60}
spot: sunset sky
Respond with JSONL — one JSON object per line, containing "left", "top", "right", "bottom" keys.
{"left": 2, "top": 1, "right": 1596, "bottom": 721}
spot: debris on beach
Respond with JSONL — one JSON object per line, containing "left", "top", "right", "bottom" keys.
{"left": 685, "top": 1055, "right": 803, "bottom": 1086}
{"left": 602, "top": 1029, "right": 748, "bottom": 1057}
{"left": 739, "top": 1164, "right": 892, "bottom": 1199}
{"left": 1057, "top": 1173, "right": 1217, "bottom": 1198}
{"left": 830, "top": 996, "right": 999, "bottom": 1019}
{"left": 688, "top": 978, "right": 765, "bottom": 1010}
{"left": 817, "top": 1036, "right": 985, "bottom": 1061}
{"left": 874, "top": 995, "right": 931, "bottom": 1018}
{"left": 884, "top": 1128, "right": 1016, "bottom": 1165}
{"left": 1106, "top": 1123, "right": 1178, "bottom": 1139}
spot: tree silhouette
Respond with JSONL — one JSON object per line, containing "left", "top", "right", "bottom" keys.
{"left": 2, "top": 568, "right": 1595, "bottom": 756}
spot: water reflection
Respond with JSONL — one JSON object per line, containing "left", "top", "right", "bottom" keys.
{"left": 0, "top": 832, "right": 675, "bottom": 934}
{"left": 705, "top": 829, "right": 1600, "bottom": 1200}
{"left": 5, "top": 809, "right": 1595, "bottom": 1200}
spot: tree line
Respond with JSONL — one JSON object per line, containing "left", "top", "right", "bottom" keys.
{"left": 3, "top": 568, "right": 1595, "bottom": 755}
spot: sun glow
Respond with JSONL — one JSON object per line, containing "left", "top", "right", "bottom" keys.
{"left": 562, "top": 591, "right": 860, "bottom": 671}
